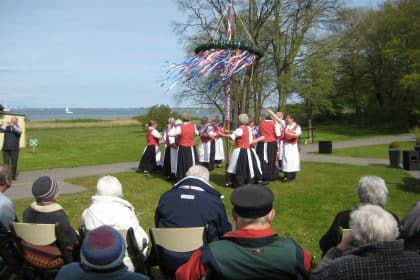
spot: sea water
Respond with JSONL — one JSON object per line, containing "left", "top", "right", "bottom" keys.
{"left": 12, "top": 108, "right": 220, "bottom": 121}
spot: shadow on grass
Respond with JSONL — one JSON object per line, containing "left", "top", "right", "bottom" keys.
{"left": 395, "top": 176, "right": 420, "bottom": 193}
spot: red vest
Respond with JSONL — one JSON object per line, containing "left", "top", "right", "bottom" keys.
{"left": 147, "top": 127, "right": 159, "bottom": 146}
{"left": 178, "top": 123, "right": 195, "bottom": 147}
{"left": 259, "top": 120, "right": 277, "bottom": 142}
{"left": 235, "top": 125, "right": 250, "bottom": 149}
{"left": 283, "top": 123, "right": 299, "bottom": 144}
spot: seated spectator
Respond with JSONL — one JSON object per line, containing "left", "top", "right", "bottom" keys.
{"left": 176, "top": 184, "right": 312, "bottom": 280}
{"left": 312, "top": 204, "right": 420, "bottom": 279}
{"left": 402, "top": 201, "right": 420, "bottom": 252}
{"left": 23, "top": 176, "right": 78, "bottom": 248}
{"left": 81, "top": 175, "right": 149, "bottom": 271}
{"left": 319, "top": 175, "right": 400, "bottom": 255}
{"left": 153, "top": 165, "right": 231, "bottom": 275}
{"left": 0, "top": 164, "right": 16, "bottom": 230}
{"left": 56, "top": 225, "right": 149, "bottom": 280}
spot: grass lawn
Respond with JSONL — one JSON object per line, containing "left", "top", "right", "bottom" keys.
{"left": 332, "top": 141, "right": 417, "bottom": 158}
{"left": 18, "top": 121, "right": 411, "bottom": 171}
{"left": 12, "top": 162, "right": 420, "bottom": 265}
{"left": 20, "top": 125, "right": 145, "bottom": 170}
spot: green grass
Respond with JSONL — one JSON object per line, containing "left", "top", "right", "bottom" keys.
{"left": 18, "top": 121, "right": 411, "bottom": 172}
{"left": 332, "top": 141, "right": 416, "bottom": 158}
{"left": 13, "top": 162, "right": 420, "bottom": 265}
{"left": 21, "top": 125, "right": 146, "bottom": 170}
{"left": 313, "top": 120, "right": 408, "bottom": 142}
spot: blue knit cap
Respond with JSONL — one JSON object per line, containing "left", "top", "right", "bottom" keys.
{"left": 81, "top": 225, "right": 126, "bottom": 270}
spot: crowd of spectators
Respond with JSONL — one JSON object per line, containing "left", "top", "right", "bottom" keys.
{"left": 1, "top": 165, "right": 419, "bottom": 279}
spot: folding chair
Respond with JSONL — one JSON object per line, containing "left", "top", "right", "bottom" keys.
{"left": 10, "top": 222, "right": 73, "bottom": 279}
{"left": 149, "top": 226, "right": 208, "bottom": 278}
{"left": 118, "top": 228, "right": 148, "bottom": 274}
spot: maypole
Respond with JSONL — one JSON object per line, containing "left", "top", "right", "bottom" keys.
{"left": 162, "top": 2, "right": 263, "bottom": 171}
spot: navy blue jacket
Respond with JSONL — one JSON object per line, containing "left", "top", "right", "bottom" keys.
{"left": 153, "top": 177, "right": 232, "bottom": 276}
{"left": 155, "top": 176, "right": 231, "bottom": 241}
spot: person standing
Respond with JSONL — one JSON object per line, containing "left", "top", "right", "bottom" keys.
{"left": 162, "top": 118, "right": 175, "bottom": 179}
{"left": 198, "top": 116, "right": 215, "bottom": 170}
{"left": 220, "top": 114, "right": 262, "bottom": 187}
{"left": 0, "top": 117, "right": 22, "bottom": 180}
{"left": 256, "top": 115, "right": 281, "bottom": 181}
{"left": 138, "top": 120, "right": 162, "bottom": 173}
{"left": 168, "top": 113, "right": 198, "bottom": 180}
{"left": 281, "top": 113, "right": 301, "bottom": 182}
{"left": 212, "top": 116, "right": 225, "bottom": 168}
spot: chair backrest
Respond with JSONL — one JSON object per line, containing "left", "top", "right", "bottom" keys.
{"left": 149, "top": 226, "right": 207, "bottom": 277}
{"left": 150, "top": 227, "right": 207, "bottom": 252}
{"left": 11, "top": 222, "right": 72, "bottom": 271}
{"left": 0, "top": 221, "right": 21, "bottom": 278}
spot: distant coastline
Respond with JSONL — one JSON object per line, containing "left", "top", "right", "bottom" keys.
{"left": 13, "top": 107, "right": 220, "bottom": 121}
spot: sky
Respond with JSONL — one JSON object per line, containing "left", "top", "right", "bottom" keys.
{"left": 1, "top": 0, "right": 382, "bottom": 108}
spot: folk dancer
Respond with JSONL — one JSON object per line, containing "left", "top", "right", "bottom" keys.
{"left": 256, "top": 115, "right": 281, "bottom": 181}
{"left": 168, "top": 113, "right": 198, "bottom": 179}
{"left": 162, "top": 118, "right": 175, "bottom": 179}
{"left": 138, "top": 120, "right": 162, "bottom": 173}
{"left": 281, "top": 113, "right": 301, "bottom": 182}
{"left": 198, "top": 116, "right": 215, "bottom": 170}
{"left": 212, "top": 116, "right": 225, "bottom": 168}
{"left": 219, "top": 114, "right": 262, "bottom": 187}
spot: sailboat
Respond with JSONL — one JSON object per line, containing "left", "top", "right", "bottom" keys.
{"left": 65, "top": 107, "right": 74, "bottom": 114}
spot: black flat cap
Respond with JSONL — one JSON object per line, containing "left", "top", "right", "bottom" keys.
{"left": 231, "top": 184, "right": 274, "bottom": 219}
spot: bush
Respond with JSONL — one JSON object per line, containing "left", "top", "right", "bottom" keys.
{"left": 133, "top": 105, "right": 182, "bottom": 131}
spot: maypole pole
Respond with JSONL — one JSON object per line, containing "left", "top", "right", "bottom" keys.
{"left": 224, "top": 3, "right": 234, "bottom": 169}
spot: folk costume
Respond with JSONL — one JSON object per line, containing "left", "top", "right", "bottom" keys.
{"left": 256, "top": 119, "right": 281, "bottom": 181}
{"left": 282, "top": 121, "right": 301, "bottom": 181}
{"left": 138, "top": 125, "right": 162, "bottom": 173}
{"left": 169, "top": 122, "right": 198, "bottom": 179}
{"left": 227, "top": 124, "right": 262, "bottom": 187}
{"left": 213, "top": 122, "right": 225, "bottom": 166}
{"left": 198, "top": 121, "right": 216, "bottom": 170}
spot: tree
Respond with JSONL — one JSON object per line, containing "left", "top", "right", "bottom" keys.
{"left": 293, "top": 38, "right": 338, "bottom": 139}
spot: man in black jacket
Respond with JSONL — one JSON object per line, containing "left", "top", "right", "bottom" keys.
{"left": 1, "top": 117, "right": 22, "bottom": 180}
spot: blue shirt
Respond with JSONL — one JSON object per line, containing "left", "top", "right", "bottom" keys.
{"left": 0, "top": 192, "right": 15, "bottom": 230}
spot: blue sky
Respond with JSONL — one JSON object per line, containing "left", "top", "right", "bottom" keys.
{"left": 1, "top": 0, "right": 381, "bottom": 108}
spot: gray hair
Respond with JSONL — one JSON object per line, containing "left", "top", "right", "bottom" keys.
{"left": 236, "top": 213, "right": 270, "bottom": 228}
{"left": 238, "top": 114, "right": 249, "bottom": 125}
{"left": 0, "top": 164, "right": 11, "bottom": 185}
{"left": 358, "top": 175, "right": 389, "bottom": 207}
{"left": 350, "top": 204, "right": 399, "bottom": 244}
{"left": 186, "top": 165, "right": 209, "bottom": 183}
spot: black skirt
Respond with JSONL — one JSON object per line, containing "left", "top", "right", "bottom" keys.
{"left": 256, "top": 141, "right": 279, "bottom": 181}
{"left": 176, "top": 146, "right": 197, "bottom": 179}
{"left": 138, "top": 145, "right": 157, "bottom": 172}
{"left": 162, "top": 146, "right": 172, "bottom": 177}
{"left": 229, "top": 148, "right": 262, "bottom": 187}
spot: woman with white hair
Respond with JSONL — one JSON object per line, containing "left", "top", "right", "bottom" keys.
{"left": 319, "top": 175, "right": 401, "bottom": 255}
{"left": 80, "top": 175, "right": 149, "bottom": 271}
{"left": 313, "top": 205, "right": 420, "bottom": 279}
{"left": 219, "top": 113, "right": 262, "bottom": 187}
